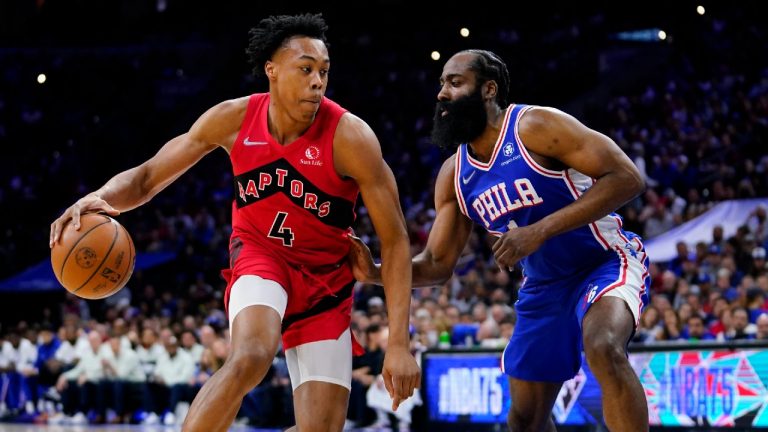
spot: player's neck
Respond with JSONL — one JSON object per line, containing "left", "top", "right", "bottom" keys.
{"left": 468, "top": 106, "right": 507, "bottom": 162}
{"left": 267, "top": 103, "right": 314, "bottom": 145}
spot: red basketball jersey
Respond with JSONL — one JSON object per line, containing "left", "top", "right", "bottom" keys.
{"left": 229, "top": 93, "right": 359, "bottom": 268}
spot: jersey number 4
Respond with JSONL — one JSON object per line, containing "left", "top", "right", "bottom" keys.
{"left": 268, "top": 212, "right": 294, "bottom": 246}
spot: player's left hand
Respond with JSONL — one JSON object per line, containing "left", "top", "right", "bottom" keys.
{"left": 492, "top": 225, "right": 546, "bottom": 268}
{"left": 347, "top": 233, "right": 381, "bottom": 284}
{"left": 382, "top": 345, "right": 421, "bottom": 411}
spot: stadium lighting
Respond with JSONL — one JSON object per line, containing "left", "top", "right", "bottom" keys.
{"left": 37, "top": 73, "right": 46, "bottom": 84}
{"left": 431, "top": 51, "right": 441, "bottom": 61}
{"left": 697, "top": 5, "right": 706, "bottom": 15}
{"left": 613, "top": 28, "right": 668, "bottom": 43}
{"left": 460, "top": 28, "right": 470, "bottom": 37}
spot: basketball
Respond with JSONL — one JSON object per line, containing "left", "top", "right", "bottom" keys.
{"left": 51, "top": 213, "right": 136, "bottom": 300}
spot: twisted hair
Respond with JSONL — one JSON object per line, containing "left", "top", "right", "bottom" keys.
{"left": 464, "top": 49, "right": 510, "bottom": 107}
{"left": 246, "top": 13, "right": 329, "bottom": 77}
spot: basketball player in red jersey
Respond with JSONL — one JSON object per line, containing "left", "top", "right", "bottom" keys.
{"left": 49, "top": 13, "right": 420, "bottom": 432}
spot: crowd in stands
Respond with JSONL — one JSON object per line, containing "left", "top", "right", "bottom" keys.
{"left": 0, "top": 313, "right": 293, "bottom": 427}
{"left": 1, "top": 2, "right": 767, "bottom": 429}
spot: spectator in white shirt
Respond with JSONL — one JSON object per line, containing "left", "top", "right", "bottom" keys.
{"left": 53, "top": 324, "right": 90, "bottom": 370}
{"left": 1, "top": 328, "right": 37, "bottom": 415}
{"left": 135, "top": 328, "right": 164, "bottom": 381}
{"left": 143, "top": 336, "right": 196, "bottom": 425}
{"left": 56, "top": 331, "right": 104, "bottom": 420}
{"left": 100, "top": 332, "right": 146, "bottom": 424}
{"left": 180, "top": 330, "right": 204, "bottom": 368}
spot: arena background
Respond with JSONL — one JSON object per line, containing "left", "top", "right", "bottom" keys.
{"left": 1, "top": 1, "right": 767, "bottom": 431}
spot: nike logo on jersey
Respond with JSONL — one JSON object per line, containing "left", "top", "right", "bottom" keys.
{"left": 462, "top": 171, "right": 476, "bottom": 185}
{"left": 471, "top": 179, "right": 543, "bottom": 228}
{"left": 243, "top": 137, "right": 268, "bottom": 146}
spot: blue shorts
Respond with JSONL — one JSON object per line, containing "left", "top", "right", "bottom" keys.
{"left": 502, "top": 240, "right": 650, "bottom": 382}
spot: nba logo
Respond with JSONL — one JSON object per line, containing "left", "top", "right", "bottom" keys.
{"left": 503, "top": 143, "right": 515, "bottom": 157}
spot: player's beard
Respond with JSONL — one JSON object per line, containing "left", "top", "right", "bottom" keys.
{"left": 430, "top": 87, "right": 488, "bottom": 150}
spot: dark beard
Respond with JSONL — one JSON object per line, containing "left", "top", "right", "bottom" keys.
{"left": 430, "top": 89, "right": 488, "bottom": 150}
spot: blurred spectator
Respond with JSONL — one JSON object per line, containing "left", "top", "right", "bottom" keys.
{"left": 348, "top": 324, "right": 385, "bottom": 428}
{"left": 367, "top": 296, "right": 385, "bottom": 315}
{"left": 668, "top": 241, "right": 693, "bottom": 276}
{"left": 634, "top": 306, "right": 661, "bottom": 343}
{"left": 52, "top": 324, "right": 88, "bottom": 375}
{"left": 746, "top": 288, "right": 767, "bottom": 322}
{"left": 750, "top": 247, "right": 768, "bottom": 277}
{"left": 0, "top": 327, "right": 37, "bottom": 417}
{"left": 32, "top": 324, "right": 60, "bottom": 413}
{"left": 499, "top": 315, "right": 516, "bottom": 341}
{"left": 683, "top": 315, "right": 715, "bottom": 341}
{"left": 657, "top": 309, "right": 683, "bottom": 341}
{"left": 725, "top": 307, "right": 756, "bottom": 340}
{"left": 142, "top": 336, "right": 195, "bottom": 426}
{"left": 479, "top": 304, "right": 514, "bottom": 348}
{"left": 136, "top": 328, "right": 164, "bottom": 381}
{"left": 365, "top": 326, "right": 420, "bottom": 431}
{"left": 180, "top": 330, "right": 204, "bottom": 368}
{"left": 54, "top": 331, "right": 104, "bottom": 425}
{"left": 756, "top": 313, "right": 768, "bottom": 340}
{"left": 747, "top": 205, "right": 767, "bottom": 245}
{"left": 99, "top": 332, "right": 145, "bottom": 424}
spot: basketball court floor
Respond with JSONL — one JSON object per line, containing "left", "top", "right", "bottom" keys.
{"left": 0, "top": 425, "right": 392, "bottom": 431}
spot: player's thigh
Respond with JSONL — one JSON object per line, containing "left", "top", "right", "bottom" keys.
{"left": 228, "top": 275, "right": 285, "bottom": 362}
{"left": 508, "top": 377, "right": 562, "bottom": 425}
{"left": 287, "top": 329, "right": 352, "bottom": 432}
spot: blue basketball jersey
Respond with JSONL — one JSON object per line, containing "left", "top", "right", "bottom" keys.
{"left": 454, "top": 104, "right": 636, "bottom": 281}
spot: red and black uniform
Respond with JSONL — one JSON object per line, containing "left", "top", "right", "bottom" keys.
{"left": 223, "top": 93, "right": 361, "bottom": 351}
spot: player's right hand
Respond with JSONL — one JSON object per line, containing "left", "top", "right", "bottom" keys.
{"left": 50, "top": 195, "right": 120, "bottom": 247}
{"left": 346, "top": 233, "right": 381, "bottom": 284}
{"left": 382, "top": 345, "right": 421, "bottom": 411}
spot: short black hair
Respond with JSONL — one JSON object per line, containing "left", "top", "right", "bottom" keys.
{"left": 246, "top": 13, "right": 329, "bottom": 78}
{"left": 464, "top": 49, "right": 510, "bottom": 108}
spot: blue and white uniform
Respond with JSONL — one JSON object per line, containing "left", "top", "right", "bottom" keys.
{"left": 454, "top": 104, "right": 650, "bottom": 382}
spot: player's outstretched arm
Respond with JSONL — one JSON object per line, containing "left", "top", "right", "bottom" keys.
{"left": 347, "top": 155, "right": 473, "bottom": 288}
{"left": 413, "top": 156, "right": 473, "bottom": 285}
{"left": 50, "top": 97, "right": 246, "bottom": 246}
{"left": 334, "top": 112, "right": 420, "bottom": 410}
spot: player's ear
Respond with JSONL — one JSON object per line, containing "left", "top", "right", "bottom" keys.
{"left": 483, "top": 80, "right": 497, "bottom": 102}
{"left": 265, "top": 61, "right": 276, "bottom": 80}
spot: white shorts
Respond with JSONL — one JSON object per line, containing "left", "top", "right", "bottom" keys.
{"left": 603, "top": 285, "right": 645, "bottom": 326}
{"left": 228, "top": 275, "right": 352, "bottom": 392}
{"left": 286, "top": 328, "right": 352, "bottom": 391}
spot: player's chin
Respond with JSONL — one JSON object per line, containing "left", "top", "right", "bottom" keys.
{"left": 298, "top": 106, "right": 320, "bottom": 120}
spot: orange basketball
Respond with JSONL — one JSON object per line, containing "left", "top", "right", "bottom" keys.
{"left": 51, "top": 213, "right": 136, "bottom": 300}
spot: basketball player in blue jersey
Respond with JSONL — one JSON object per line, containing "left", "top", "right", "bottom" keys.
{"left": 349, "top": 49, "right": 650, "bottom": 431}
